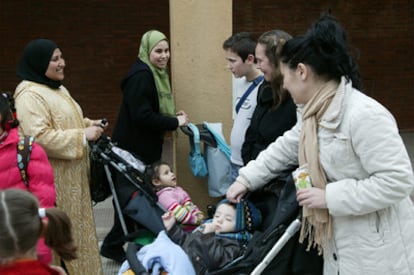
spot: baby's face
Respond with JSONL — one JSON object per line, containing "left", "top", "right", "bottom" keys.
{"left": 211, "top": 203, "right": 236, "bottom": 234}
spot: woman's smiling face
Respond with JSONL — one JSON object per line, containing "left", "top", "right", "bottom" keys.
{"left": 149, "top": 40, "right": 170, "bottom": 69}
{"left": 255, "top": 43, "right": 273, "bottom": 82}
{"left": 45, "top": 48, "right": 65, "bottom": 81}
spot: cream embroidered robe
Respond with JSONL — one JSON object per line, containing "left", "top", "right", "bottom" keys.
{"left": 14, "top": 80, "right": 103, "bottom": 275}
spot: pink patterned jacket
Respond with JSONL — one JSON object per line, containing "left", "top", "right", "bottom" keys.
{"left": 0, "top": 128, "right": 56, "bottom": 264}
{"left": 157, "top": 186, "right": 203, "bottom": 227}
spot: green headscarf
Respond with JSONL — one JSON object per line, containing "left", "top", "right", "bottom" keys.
{"left": 138, "top": 30, "right": 176, "bottom": 117}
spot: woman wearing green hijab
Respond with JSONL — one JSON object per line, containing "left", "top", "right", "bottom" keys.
{"left": 138, "top": 30, "right": 176, "bottom": 117}
{"left": 112, "top": 29, "right": 188, "bottom": 164}
{"left": 101, "top": 30, "right": 189, "bottom": 262}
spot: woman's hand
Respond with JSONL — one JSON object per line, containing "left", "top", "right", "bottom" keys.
{"left": 92, "top": 118, "right": 108, "bottom": 130}
{"left": 176, "top": 110, "right": 189, "bottom": 126}
{"left": 226, "top": 181, "right": 248, "bottom": 203}
{"left": 296, "top": 187, "right": 327, "bottom": 209}
{"left": 84, "top": 126, "right": 104, "bottom": 141}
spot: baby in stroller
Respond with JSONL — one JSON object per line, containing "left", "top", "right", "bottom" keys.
{"left": 146, "top": 161, "right": 205, "bottom": 232}
{"left": 118, "top": 199, "right": 262, "bottom": 275}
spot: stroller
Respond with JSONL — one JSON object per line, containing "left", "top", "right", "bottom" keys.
{"left": 90, "top": 135, "right": 167, "bottom": 273}
{"left": 91, "top": 132, "right": 322, "bottom": 275}
{"left": 171, "top": 124, "right": 322, "bottom": 275}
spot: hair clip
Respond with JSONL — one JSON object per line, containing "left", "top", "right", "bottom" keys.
{"left": 38, "top": 208, "right": 46, "bottom": 218}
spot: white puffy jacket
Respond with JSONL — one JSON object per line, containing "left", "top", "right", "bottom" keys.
{"left": 237, "top": 78, "right": 414, "bottom": 275}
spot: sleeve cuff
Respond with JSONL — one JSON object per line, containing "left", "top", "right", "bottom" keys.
{"left": 235, "top": 175, "right": 252, "bottom": 190}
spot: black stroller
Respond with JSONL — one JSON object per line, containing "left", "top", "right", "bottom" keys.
{"left": 91, "top": 132, "right": 322, "bottom": 275}
{"left": 90, "top": 135, "right": 167, "bottom": 273}
{"left": 170, "top": 124, "right": 322, "bottom": 275}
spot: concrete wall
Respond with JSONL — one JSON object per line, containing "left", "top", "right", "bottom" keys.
{"left": 170, "top": 0, "right": 232, "bottom": 207}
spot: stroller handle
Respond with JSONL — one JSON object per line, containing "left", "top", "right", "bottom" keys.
{"left": 180, "top": 124, "right": 217, "bottom": 148}
{"left": 250, "top": 216, "right": 302, "bottom": 275}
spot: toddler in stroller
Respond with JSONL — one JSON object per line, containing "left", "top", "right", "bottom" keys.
{"left": 146, "top": 161, "right": 205, "bottom": 232}
{"left": 90, "top": 135, "right": 167, "bottom": 262}
{"left": 118, "top": 199, "right": 262, "bottom": 275}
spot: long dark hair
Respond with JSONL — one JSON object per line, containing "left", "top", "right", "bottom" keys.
{"left": 0, "top": 92, "right": 19, "bottom": 130}
{"left": 0, "top": 189, "right": 77, "bottom": 263}
{"left": 257, "top": 30, "right": 293, "bottom": 108}
{"left": 279, "top": 13, "right": 362, "bottom": 90}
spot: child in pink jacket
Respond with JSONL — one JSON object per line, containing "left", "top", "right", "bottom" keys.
{"left": 0, "top": 189, "right": 77, "bottom": 274}
{"left": 146, "top": 161, "right": 205, "bottom": 231}
{"left": 0, "top": 92, "right": 55, "bottom": 264}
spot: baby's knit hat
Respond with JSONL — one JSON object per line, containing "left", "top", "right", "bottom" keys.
{"left": 218, "top": 199, "right": 262, "bottom": 232}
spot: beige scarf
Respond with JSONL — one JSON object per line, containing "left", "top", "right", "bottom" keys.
{"left": 298, "top": 79, "right": 338, "bottom": 254}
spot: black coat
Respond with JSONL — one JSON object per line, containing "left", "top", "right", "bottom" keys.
{"left": 167, "top": 224, "right": 244, "bottom": 274}
{"left": 242, "top": 82, "right": 297, "bottom": 164}
{"left": 112, "top": 59, "right": 178, "bottom": 164}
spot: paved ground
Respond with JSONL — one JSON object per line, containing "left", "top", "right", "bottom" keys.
{"left": 93, "top": 132, "right": 414, "bottom": 275}
{"left": 93, "top": 198, "right": 122, "bottom": 275}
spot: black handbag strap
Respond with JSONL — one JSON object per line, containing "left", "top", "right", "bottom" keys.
{"left": 17, "top": 135, "right": 34, "bottom": 187}
{"left": 235, "top": 75, "right": 264, "bottom": 113}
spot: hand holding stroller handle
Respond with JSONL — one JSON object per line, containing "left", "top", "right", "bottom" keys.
{"left": 100, "top": 118, "right": 108, "bottom": 128}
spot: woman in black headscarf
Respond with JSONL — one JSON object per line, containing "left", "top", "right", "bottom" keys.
{"left": 14, "top": 38, "right": 105, "bottom": 275}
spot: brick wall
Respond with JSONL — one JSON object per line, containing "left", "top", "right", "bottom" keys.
{"left": 233, "top": 0, "right": 414, "bottom": 130}
{"left": 1, "top": 0, "right": 413, "bottom": 130}
{"left": 0, "top": 0, "right": 170, "bottom": 134}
